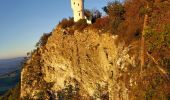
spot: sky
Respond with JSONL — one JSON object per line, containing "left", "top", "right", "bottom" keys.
{"left": 0, "top": 0, "right": 113, "bottom": 59}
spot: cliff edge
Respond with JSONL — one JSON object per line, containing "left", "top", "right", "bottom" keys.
{"left": 20, "top": 26, "right": 135, "bottom": 99}
{"left": 1, "top": 0, "right": 170, "bottom": 99}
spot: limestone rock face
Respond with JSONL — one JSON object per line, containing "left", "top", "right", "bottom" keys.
{"left": 21, "top": 27, "right": 135, "bottom": 100}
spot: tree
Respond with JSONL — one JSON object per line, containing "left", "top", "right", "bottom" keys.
{"left": 84, "top": 9, "right": 102, "bottom": 23}
{"left": 59, "top": 18, "right": 74, "bottom": 28}
{"left": 91, "top": 9, "right": 102, "bottom": 20}
{"left": 102, "top": 1, "right": 125, "bottom": 34}
{"left": 103, "top": 1, "right": 125, "bottom": 19}
{"left": 84, "top": 9, "right": 92, "bottom": 20}
{"left": 140, "top": 1, "right": 149, "bottom": 75}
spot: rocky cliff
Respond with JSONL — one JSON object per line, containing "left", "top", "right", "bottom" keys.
{"left": 2, "top": 0, "right": 169, "bottom": 99}
{"left": 20, "top": 26, "right": 137, "bottom": 99}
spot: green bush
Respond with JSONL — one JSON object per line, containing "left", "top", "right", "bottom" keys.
{"left": 144, "top": 24, "right": 170, "bottom": 53}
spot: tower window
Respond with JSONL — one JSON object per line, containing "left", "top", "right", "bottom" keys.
{"left": 78, "top": 3, "right": 79, "bottom": 6}
{"left": 79, "top": 13, "right": 80, "bottom": 16}
{"left": 74, "top": 2, "right": 75, "bottom": 5}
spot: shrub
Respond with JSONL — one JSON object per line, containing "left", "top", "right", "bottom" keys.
{"left": 92, "top": 17, "right": 109, "bottom": 30}
{"left": 59, "top": 17, "right": 74, "bottom": 28}
{"left": 139, "top": 6, "right": 152, "bottom": 16}
{"left": 102, "top": 1, "right": 126, "bottom": 34}
{"left": 36, "top": 32, "right": 52, "bottom": 47}
{"left": 145, "top": 24, "right": 170, "bottom": 53}
{"left": 74, "top": 19, "right": 88, "bottom": 31}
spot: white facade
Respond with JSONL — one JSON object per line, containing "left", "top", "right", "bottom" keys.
{"left": 71, "top": 0, "right": 84, "bottom": 22}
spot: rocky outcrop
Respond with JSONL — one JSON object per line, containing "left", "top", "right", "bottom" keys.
{"left": 20, "top": 27, "right": 137, "bottom": 100}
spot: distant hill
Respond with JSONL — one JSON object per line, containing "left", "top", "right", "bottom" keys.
{"left": 0, "top": 57, "right": 24, "bottom": 96}
{"left": 0, "top": 57, "right": 24, "bottom": 75}
{"left": 0, "top": 70, "right": 20, "bottom": 96}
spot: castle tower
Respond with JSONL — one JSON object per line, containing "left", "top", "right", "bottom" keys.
{"left": 71, "top": 0, "right": 84, "bottom": 22}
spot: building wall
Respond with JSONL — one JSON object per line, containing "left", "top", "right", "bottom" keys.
{"left": 71, "top": 0, "right": 84, "bottom": 22}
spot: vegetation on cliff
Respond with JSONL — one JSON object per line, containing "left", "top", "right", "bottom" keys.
{"left": 2, "top": 0, "right": 170, "bottom": 99}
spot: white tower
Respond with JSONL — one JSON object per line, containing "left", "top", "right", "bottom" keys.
{"left": 71, "top": 0, "right": 84, "bottom": 22}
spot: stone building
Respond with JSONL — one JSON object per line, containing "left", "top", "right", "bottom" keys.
{"left": 71, "top": 0, "right": 85, "bottom": 22}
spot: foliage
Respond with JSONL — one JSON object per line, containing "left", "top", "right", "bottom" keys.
{"left": 102, "top": 1, "right": 126, "bottom": 34}
{"left": 91, "top": 9, "right": 102, "bottom": 23}
{"left": 59, "top": 17, "right": 74, "bottom": 28}
{"left": 139, "top": 6, "right": 152, "bottom": 16}
{"left": 84, "top": 9, "right": 102, "bottom": 23}
{"left": 74, "top": 19, "right": 88, "bottom": 31}
{"left": 161, "top": 58, "right": 170, "bottom": 77}
{"left": 92, "top": 17, "right": 109, "bottom": 30}
{"left": 144, "top": 74, "right": 164, "bottom": 100}
{"left": 36, "top": 32, "right": 52, "bottom": 47}
{"left": 4, "top": 0, "right": 170, "bottom": 99}
{"left": 103, "top": 1, "right": 125, "bottom": 19}
{"left": 145, "top": 24, "right": 170, "bottom": 53}
{"left": 84, "top": 9, "right": 91, "bottom": 20}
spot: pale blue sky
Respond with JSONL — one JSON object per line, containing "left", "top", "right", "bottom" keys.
{"left": 0, "top": 0, "right": 113, "bottom": 59}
